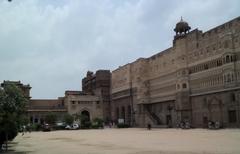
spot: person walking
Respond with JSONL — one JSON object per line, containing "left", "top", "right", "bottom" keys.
{"left": 147, "top": 123, "right": 151, "bottom": 130}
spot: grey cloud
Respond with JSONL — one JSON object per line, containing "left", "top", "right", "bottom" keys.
{"left": 0, "top": 0, "right": 239, "bottom": 98}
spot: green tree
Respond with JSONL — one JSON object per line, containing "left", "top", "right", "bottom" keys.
{"left": 0, "top": 84, "right": 28, "bottom": 151}
{"left": 92, "top": 118, "right": 104, "bottom": 129}
{"left": 64, "top": 114, "right": 74, "bottom": 125}
{"left": 45, "top": 113, "right": 57, "bottom": 125}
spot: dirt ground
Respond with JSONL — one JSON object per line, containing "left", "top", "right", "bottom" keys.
{"left": 8, "top": 128, "right": 240, "bottom": 154}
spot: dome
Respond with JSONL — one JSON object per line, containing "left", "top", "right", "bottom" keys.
{"left": 174, "top": 17, "right": 191, "bottom": 34}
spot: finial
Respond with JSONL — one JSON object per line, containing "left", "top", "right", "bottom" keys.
{"left": 180, "top": 16, "right": 183, "bottom": 22}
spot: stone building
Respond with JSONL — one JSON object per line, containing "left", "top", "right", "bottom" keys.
{"left": 82, "top": 70, "right": 111, "bottom": 122}
{"left": 27, "top": 90, "right": 103, "bottom": 125}
{"left": 25, "top": 70, "right": 111, "bottom": 124}
{"left": 0, "top": 81, "right": 66, "bottom": 124}
{"left": 64, "top": 91, "right": 101, "bottom": 122}
{"left": 111, "top": 16, "right": 240, "bottom": 128}
{"left": 1, "top": 80, "right": 31, "bottom": 99}
{"left": 27, "top": 98, "right": 67, "bottom": 124}
{"left": 2, "top": 17, "right": 240, "bottom": 128}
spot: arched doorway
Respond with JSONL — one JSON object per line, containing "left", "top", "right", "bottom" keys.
{"left": 81, "top": 110, "right": 91, "bottom": 128}
{"left": 81, "top": 110, "right": 90, "bottom": 122}
{"left": 208, "top": 97, "right": 223, "bottom": 125}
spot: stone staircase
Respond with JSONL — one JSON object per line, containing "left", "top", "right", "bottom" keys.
{"left": 145, "top": 106, "right": 162, "bottom": 125}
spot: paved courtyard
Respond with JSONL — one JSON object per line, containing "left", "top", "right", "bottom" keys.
{"left": 9, "top": 128, "right": 240, "bottom": 154}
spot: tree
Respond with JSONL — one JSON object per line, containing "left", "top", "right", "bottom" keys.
{"left": 0, "top": 113, "right": 18, "bottom": 151}
{"left": 63, "top": 114, "right": 74, "bottom": 125}
{"left": 0, "top": 84, "right": 28, "bottom": 151}
{"left": 92, "top": 118, "right": 104, "bottom": 129}
{"left": 45, "top": 113, "right": 57, "bottom": 125}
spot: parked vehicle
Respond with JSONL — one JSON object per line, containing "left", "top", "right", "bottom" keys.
{"left": 43, "top": 124, "right": 51, "bottom": 131}
{"left": 72, "top": 124, "right": 80, "bottom": 130}
{"left": 208, "top": 121, "right": 221, "bottom": 129}
{"left": 65, "top": 124, "right": 80, "bottom": 130}
{"left": 65, "top": 125, "right": 72, "bottom": 130}
{"left": 55, "top": 122, "right": 66, "bottom": 130}
{"left": 177, "top": 121, "right": 191, "bottom": 129}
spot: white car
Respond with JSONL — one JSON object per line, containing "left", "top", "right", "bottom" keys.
{"left": 65, "top": 125, "right": 72, "bottom": 130}
{"left": 65, "top": 124, "right": 79, "bottom": 130}
{"left": 72, "top": 124, "right": 79, "bottom": 130}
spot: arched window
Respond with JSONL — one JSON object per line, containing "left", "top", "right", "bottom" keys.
{"left": 177, "top": 84, "right": 180, "bottom": 89}
{"left": 231, "top": 93, "right": 236, "bottom": 102}
{"left": 182, "top": 83, "right": 187, "bottom": 89}
{"left": 30, "top": 116, "right": 33, "bottom": 123}
{"left": 217, "top": 60, "right": 222, "bottom": 66}
{"left": 204, "top": 64, "right": 208, "bottom": 70}
{"left": 226, "top": 55, "right": 230, "bottom": 63}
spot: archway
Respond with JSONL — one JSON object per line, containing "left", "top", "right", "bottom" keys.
{"left": 81, "top": 110, "right": 90, "bottom": 122}
{"left": 80, "top": 110, "right": 91, "bottom": 128}
{"left": 208, "top": 97, "right": 223, "bottom": 125}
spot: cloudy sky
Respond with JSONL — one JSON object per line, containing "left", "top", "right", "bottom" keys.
{"left": 0, "top": 0, "right": 239, "bottom": 99}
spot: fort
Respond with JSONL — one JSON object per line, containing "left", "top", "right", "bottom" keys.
{"left": 2, "top": 16, "right": 240, "bottom": 128}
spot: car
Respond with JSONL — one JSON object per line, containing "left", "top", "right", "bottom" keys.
{"left": 55, "top": 122, "right": 66, "bottom": 130}
{"left": 65, "top": 124, "right": 80, "bottom": 130}
{"left": 72, "top": 124, "right": 79, "bottom": 130}
{"left": 56, "top": 122, "right": 65, "bottom": 126}
{"left": 42, "top": 124, "right": 51, "bottom": 131}
{"left": 65, "top": 125, "right": 72, "bottom": 130}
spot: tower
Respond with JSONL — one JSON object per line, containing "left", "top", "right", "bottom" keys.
{"left": 173, "top": 17, "right": 192, "bottom": 124}
{"left": 174, "top": 17, "right": 191, "bottom": 39}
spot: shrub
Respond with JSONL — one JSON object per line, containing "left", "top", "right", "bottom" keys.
{"left": 81, "top": 121, "right": 91, "bottom": 129}
{"left": 54, "top": 122, "right": 66, "bottom": 130}
{"left": 31, "top": 123, "right": 42, "bottom": 131}
{"left": 63, "top": 114, "right": 74, "bottom": 126}
{"left": 45, "top": 113, "right": 57, "bottom": 125}
{"left": 117, "top": 123, "right": 130, "bottom": 128}
{"left": 91, "top": 118, "right": 104, "bottom": 129}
